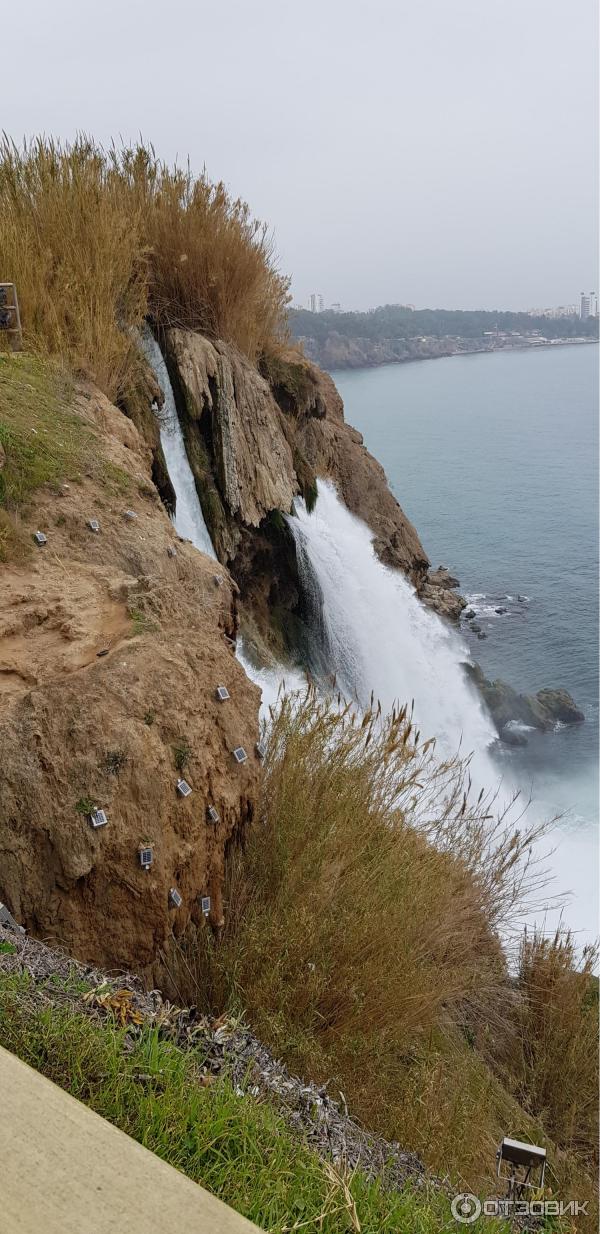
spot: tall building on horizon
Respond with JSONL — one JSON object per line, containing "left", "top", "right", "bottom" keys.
{"left": 580, "top": 291, "right": 591, "bottom": 320}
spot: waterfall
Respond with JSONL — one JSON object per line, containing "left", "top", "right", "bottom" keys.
{"left": 139, "top": 326, "right": 216, "bottom": 558}
{"left": 288, "top": 479, "right": 496, "bottom": 771}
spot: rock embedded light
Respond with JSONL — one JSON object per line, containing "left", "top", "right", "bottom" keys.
{"left": 232, "top": 747, "right": 248, "bottom": 765}
{"left": 215, "top": 685, "right": 230, "bottom": 702}
{"left": 176, "top": 779, "right": 192, "bottom": 798}
{"left": 138, "top": 846, "right": 153, "bottom": 870}
{"left": 169, "top": 887, "right": 182, "bottom": 909}
{"left": 89, "top": 808, "right": 108, "bottom": 829}
{"left": 207, "top": 805, "right": 219, "bottom": 824}
{"left": 33, "top": 531, "right": 47, "bottom": 546}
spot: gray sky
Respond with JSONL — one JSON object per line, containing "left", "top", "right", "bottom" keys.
{"left": 3, "top": 0, "right": 598, "bottom": 311}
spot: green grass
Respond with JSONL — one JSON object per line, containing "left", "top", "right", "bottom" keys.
{"left": 0, "top": 970, "right": 513, "bottom": 1234}
{"left": 0, "top": 354, "right": 80, "bottom": 507}
{"left": 0, "top": 353, "right": 130, "bottom": 523}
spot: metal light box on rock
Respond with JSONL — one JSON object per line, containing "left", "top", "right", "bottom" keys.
{"left": 169, "top": 887, "right": 182, "bottom": 909}
{"left": 232, "top": 747, "right": 248, "bottom": 764}
{"left": 87, "top": 519, "right": 100, "bottom": 533}
{"left": 200, "top": 896, "right": 211, "bottom": 917}
{"left": 207, "top": 806, "right": 219, "bottom": 824}
{"left": 89, "top": 809, "right": 108, "bottom": 829}
{"left": 0, "top": 903, "right": 25, "bottom": 934}
{"left": 33, "top": 531, "right": 47, "bottom": 546}
{"left": 215, "top": 686, "right": 230, "bottom": 702}
{"left": 176, "top": 779, "right": 192, "bottom": 798}
{"left": 255, "top": 740, "right": 267, "bottom": 760}
{"left": 138, "top": 847, "right": 153, "bottom": 870}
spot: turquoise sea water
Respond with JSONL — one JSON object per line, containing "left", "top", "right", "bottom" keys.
{"left": 331, "top": 344, "right": 599, "bottom": 940}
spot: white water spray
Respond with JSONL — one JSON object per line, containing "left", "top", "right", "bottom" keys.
{"left": 289, "top": 479, "right": 497, "bottom": 772}
{"left": 140, "top": 326, "right": 216, "bottom": 558}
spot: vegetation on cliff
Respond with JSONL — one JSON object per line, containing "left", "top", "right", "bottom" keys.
{"left": 0, "top": 136, "right": 290, "bottom": 402}
{"left": 290, "top": 304, "right": 600, "bottom": 345}
{"left": 182, "top": 692, "right": 598, "bottom": 1213}
{"left": 0, "top": 965, "right": 503, "bottom": 1234}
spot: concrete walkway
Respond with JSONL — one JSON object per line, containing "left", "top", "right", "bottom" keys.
{"left": 0, "top": 1045, "right": 262, "bottom": 1233}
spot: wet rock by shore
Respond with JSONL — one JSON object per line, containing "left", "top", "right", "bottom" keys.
{"left": 464, "top": 663, "right": 585, "bottom": 740}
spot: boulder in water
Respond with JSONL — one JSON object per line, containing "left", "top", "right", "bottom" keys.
{"left": 463, "top": 663, "right": 585, "bottom": 734}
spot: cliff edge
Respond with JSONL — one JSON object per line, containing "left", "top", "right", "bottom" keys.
{"left": 0, "top": 356, "right": 261, "bottom": 976}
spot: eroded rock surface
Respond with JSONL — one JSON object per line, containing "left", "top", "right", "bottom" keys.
{"left": 162, "top": 330, "right": 459, "bottom": 641}
{"left": 464, "top": 663, "right": 585, "bottom": 738}
{"left": 0, "top": 384, "right": 261, "bottom": 977}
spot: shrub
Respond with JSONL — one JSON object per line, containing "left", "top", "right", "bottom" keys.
{"left": 0, "top": 136, "right": 147, "bottom": 403}
{"left": 510, "top": 931, "right": 599, "bottom": 1165}
{"left": 180, "top": 690, "right": 565, "bottom": 1190}
{"left": 0, "top": 136, "right": 290, "bottom": 402}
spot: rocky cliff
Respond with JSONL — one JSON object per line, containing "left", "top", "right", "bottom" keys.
{"left": 0, "top": 372, "right": 261, "bottom": 976}
{"left": 161, "top": 330, "right": 461, "bottom": 647}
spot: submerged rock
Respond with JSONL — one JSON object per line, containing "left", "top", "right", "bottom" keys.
{"left": 464, "top": 663, "right": 585, "bottom": 736}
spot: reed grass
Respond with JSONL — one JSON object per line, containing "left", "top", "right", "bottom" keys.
{"left": 0, "top": 136, "right": 289, "bottom": 403}
{"left": 171, "top": 689, "right": 598, "bottom": 1200}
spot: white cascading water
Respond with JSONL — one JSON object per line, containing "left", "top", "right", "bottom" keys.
{"left": 139, "top": 326, "right": 216, "bottom": 558}
{"left": 289, "top": 479, "right": 497, "bottom": 769}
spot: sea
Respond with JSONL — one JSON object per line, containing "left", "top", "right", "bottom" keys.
{"left": 330, "top": 344, "right": 599, "bottom": 947}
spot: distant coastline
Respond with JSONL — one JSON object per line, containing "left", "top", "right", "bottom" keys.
{"left": 297, "top": 331, "right": 597, "bottom": 373}
{"left": 289, "top": 303, "right": 599, "bottom": 372}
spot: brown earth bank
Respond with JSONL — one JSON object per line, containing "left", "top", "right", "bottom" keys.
{"left": 0, "top": 378, "right": 261, "bottom": 978}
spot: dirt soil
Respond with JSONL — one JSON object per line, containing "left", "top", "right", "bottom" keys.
{"left": 0, "top": 383, "right": 261, "bottom": 980}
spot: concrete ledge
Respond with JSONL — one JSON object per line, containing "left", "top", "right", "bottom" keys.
{"left": 0, "top": 1045, "right": 262, "bottom": 1233}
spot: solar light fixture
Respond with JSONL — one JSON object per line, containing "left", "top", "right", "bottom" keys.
{"left": 213, "top": 574, "right": 224, "bottom": 587}
{"left": 169, "top": 887, "right": 183, "bottom": 909}
{"left": 200, "top": 895, "right": 211, "bottom": 917}
{"left": 497, "top": 1137, "right": 546, "bottom": 1200}
{"left": 255, "top": 739, "right": 267, "bottom": 760}
{"left": 167, "top": 545, "right": 177, "bottom": 558}
{"left": 138, "top": 846, "right": 153, "bottom": 870}
{"left": 215, "top": 685, "right": 230, "bottom": 702}
{"left": 232, "top": 746, "right": 248, "bottom": 765}
{"left": 176, "top": 779, "right": 192, "bottom": 798}
{"left": 89, "top": 808, "right": 108, "bottom": 829}
{"left": 33, "top": 531, "right": 47, "bottom": 546}
{"left": 87, "top": 519, "right": 100, "bottom": 533}
{"left": 0, "top": 903, "right": 25, "bottom": 934}
{"left": 123, "top": 510, "right": 138, "bottom": 521}
{"left": 207, "top": 805, "right": 219, "bottom": 824}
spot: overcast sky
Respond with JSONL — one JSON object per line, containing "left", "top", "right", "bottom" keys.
{"left": 3, "top": 0, "right": 598, "bottom": 311}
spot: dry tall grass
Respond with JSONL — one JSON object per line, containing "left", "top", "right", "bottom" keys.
{"left": 177, "top": 690, "right": 572, "bottom": 1186}
{"left": 0, "top": 137, "right": 147, "bottom": 402}
{"left": 511, "top": 931, "right": 599, "bottom": 1166}
{"left": 0, "top": 136, "right": 289, "bottom": 402}
{"left": 171, "top": 689, "right": 598, "bottom": 1206}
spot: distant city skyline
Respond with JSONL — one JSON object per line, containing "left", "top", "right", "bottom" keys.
{"left": 299, "top": 292, "right": 598, "bottom": 317}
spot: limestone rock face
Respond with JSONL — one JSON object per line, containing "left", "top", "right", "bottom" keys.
{"left": 165, "top": 332, "right": 440, "bottom": 638}
{"left": 167, "top": 329, "right": 297, "bottom": 528}
{"left": 0, "top": 383, "right": 261, "bottom": 977}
